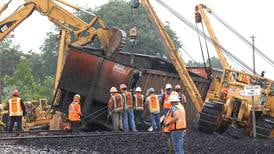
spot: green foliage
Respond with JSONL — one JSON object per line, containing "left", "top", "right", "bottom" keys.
{"left": 75, "top": 0, "right": 182, "bottom": 58}
{"left": 3, "top": 58, "right": 54, "bottom": 101}
{"left": 0, "top": 39, "right": 22, "bottom": 76}
{"left": 39, "top": 32, "right": 59, "bottom": 79}
{"left": 187, "top": 56, "right": 222, "bottom": 69}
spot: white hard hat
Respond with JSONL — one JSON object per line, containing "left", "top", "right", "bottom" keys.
{"left": 168, "top": 94, "right": 180, "bottom": 102}
{"left": 175, "top": 84, "right": 181, "bottom": 90}
{"left": 110, "top": 87, "right": 118, "bottom": 93}
{"left": 148, "top": 88, "right": 155, "bottom": 93}
{"left": 135, "top": 87, "right": 142, "bottom": 92}
{"left": 74, "top": 94, "right": 81, "bottom": 99}
{"left": 165, "top": 83, "right": 172, "bottom": 89}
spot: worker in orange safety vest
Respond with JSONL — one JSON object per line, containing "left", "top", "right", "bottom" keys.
{"left": 7, "top": 89, "right": 26, "bottom": 132}
{"left": 120, "top": 83, "right": 137, "bottom": 132}
{"left": 163, "top": 94, "right": 186, "bottom": 154}
{"left": 108, "top": 87, "right": 123, "bottom": 131}
{"left": 133, "top": 87, "right": 145, "bottom": 130}
{"left": 146, "top": 88, "right": 161, "bottom": 131}
{"left": 68, "top": 94, "right": 82, "bottom": 131}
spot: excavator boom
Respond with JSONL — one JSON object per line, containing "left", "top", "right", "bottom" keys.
{"left": 0, "top": 0, "right": 126, "bottom": 55}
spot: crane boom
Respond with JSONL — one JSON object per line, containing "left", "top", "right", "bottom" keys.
{"left": 140, "top": 0, "right": 203, "bottom": 112}
{"left": 195, "top": 4, "right": 229, "bottom": 70}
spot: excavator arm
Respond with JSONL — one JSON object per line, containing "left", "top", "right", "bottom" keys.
{"left": 0, "top": 0, "right": 125, "bottom": 55}
{"left": 0, "top": 3, "right": 35, "bottom": 41}
{"left": 138, "top": 0, "right": 204, "bottom": 112}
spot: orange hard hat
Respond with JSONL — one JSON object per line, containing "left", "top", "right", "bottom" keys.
{"left": 120, "top": 84, "right": 127, "bottom": 90}
{"left": 12, "top": 89, "right": 19, "bottom": 97}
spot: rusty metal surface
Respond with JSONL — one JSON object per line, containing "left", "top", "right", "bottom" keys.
{"left": 54, "top": 46, "right": 211, "bottom": 127}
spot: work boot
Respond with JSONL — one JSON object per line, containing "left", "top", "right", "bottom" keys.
{"left": 132, "top": 128, "right": 138, "bottom": 132}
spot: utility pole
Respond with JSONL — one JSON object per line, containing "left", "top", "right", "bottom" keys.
{"left": 250, "top": 35, "right": 256, "bottom": 137}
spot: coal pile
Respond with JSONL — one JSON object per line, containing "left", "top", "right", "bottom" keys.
{"left": 185, "top": 127, "right": 274, "bottom": 154}
{"left": 1, "top": 132, "right": 169, "bottom": 153}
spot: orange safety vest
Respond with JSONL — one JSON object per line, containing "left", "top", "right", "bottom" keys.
{"left": 68, "top": 102, "right": 81, "bottom": 122}
{"left": 163, "top": 94, "right": 171, "bottom": 109}
{"left": 123, "top": 91, "right": 133, "bottom": 109}
{"left": 112, "top": 93, "right": 123, "bottom": 112}
{"left": 147, "top": 94, "right": 160, "bottom": 113}
{"left": 8, "top": 97, "right": 23, "bottom": 116}
{"left": 162, "top": 103, "right": 186, "bottom": 133}
{"left": 134, "top": 93, "right": 144, "bottom": 110}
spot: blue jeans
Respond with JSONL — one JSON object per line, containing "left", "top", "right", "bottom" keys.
{"left": 8, "top": 116, "right": 23, "bottom": 131}
{"left": 123, "top": 109, "right": 136, "bottom": 132}
{"left": 171, "top": 131, "right": 185, "bottom": 154}
{"left": 163, "top": 108, "right": 169, "bottom": 117}
{"left": 151, "top": 113, "right": 160, "bottom": 131}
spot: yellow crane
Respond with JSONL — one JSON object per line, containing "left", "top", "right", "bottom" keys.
{"left": 0, "top": 0, "right": 126, "bottom": 89}
{"left": 195, "top": 4, "right": 274, "bottom": 137}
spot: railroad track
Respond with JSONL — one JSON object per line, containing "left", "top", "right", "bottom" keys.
{"left": 0, "top": 130, "right": 162, "bottom": 143}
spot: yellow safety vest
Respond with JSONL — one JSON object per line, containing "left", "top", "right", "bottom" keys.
{"left": 8, "top": 97, "right": 23, "bottom": 116}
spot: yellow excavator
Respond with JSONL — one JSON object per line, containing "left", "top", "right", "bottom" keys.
{"left": 0, "top": 0, "right": 126, "bottom": 130}
{"left": 195, "top": 4, "right": 274, "bottom": 138}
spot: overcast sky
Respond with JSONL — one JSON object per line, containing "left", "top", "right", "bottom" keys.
{"left": 1, "top": 0, "right": 273, "bottom": 78}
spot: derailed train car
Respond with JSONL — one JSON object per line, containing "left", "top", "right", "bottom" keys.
{"left": 53, "top": 46, "right": 210, "bottom": 129}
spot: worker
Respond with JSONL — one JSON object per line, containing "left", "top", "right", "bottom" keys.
{"left": 120, "top": 84, "right": 137, "bottom": 132}
{"left": 68, "top": 94, "right": 82, "bottom": 132}
{"left": 108, "top": 87, "right": 123, "bottom": 131}
{"left": 174, "top": 84, "right": 187, "bottom": 105}
{"left": 25, "top": 101, "right": 33, "bottom": 123}
{"left": 163, "top": 94, "right": 186, "bottom": 154}
{"left": 161, "top": 83, "right": 173, "bottom": 117}
{"left": 7, "top": 89, "right": 26, "bottom": 132}
{"left": 133, "top": 87, "right": 145, "bottom": 130}
{"left": 146, "top": 88, "right": 160, "bottom": 131}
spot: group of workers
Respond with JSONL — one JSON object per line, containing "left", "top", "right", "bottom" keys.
{"left": 5, "top": 84, "right": 186, "bottom": 153}
{"left": 107, "top": 83, "right": 187, "bottom": 154}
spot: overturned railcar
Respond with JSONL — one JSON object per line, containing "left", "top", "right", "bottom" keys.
{"left": 53, "top": 46, "right": 210, "bottom": 129}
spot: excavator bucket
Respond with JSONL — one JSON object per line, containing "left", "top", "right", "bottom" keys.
{"left": 96, "top": 28, "right": 126, "bottom": 57}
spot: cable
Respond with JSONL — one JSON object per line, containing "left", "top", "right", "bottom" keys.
{"left": 210, "top": 10, "right": 273, "bottom": 66}
{"left": 155, "top": 0, "right": 257, "bottom": 74}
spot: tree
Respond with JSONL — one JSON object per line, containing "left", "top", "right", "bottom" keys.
{"left": 0, "top": 39, "right": 22, "bottom": 76}
{"left": 39, "top": 32, "right": 59, "bottom": 79}
{"left": 186, "top": 56, "right": 222, "bottom": 69}
{"left": 3, "top": 58, "right": 54, "bottom": 101}
{"left": 77, "top": 0, "right": 182, "bottom": 58}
